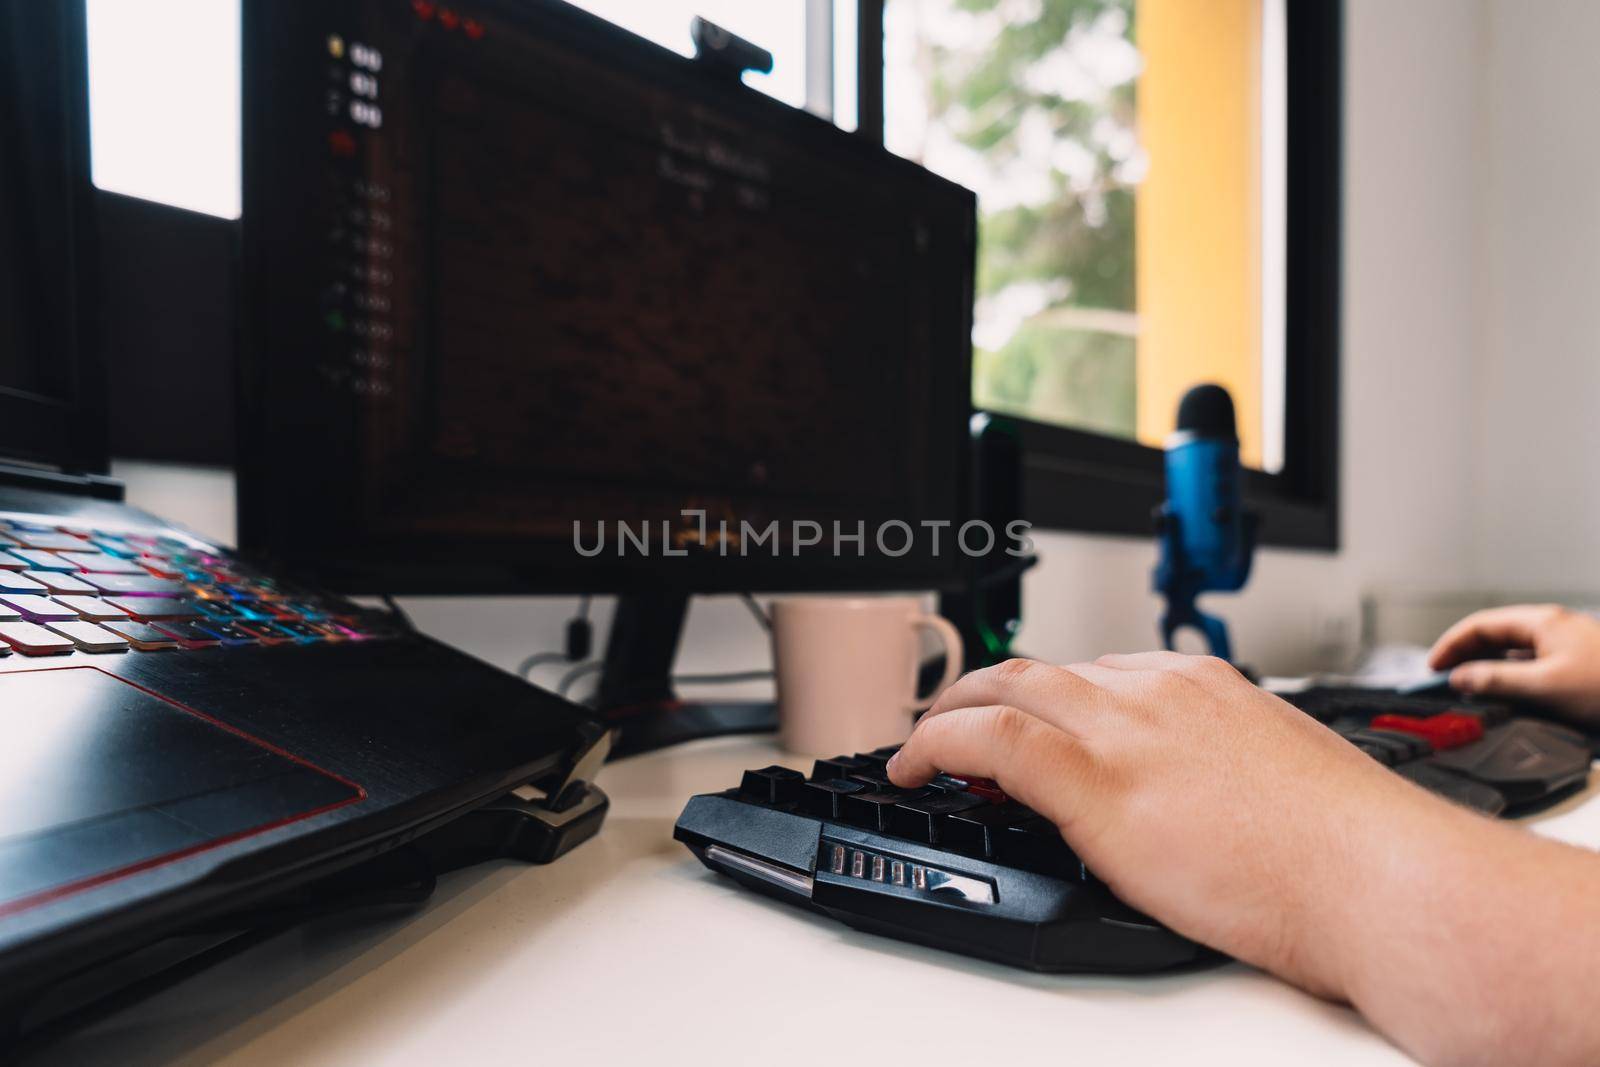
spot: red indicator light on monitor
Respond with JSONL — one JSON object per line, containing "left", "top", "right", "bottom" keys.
{"left": 438, "top": 8, "right": 460, "bottom": 29}
{"left": 411, "top": 0, "right": 435, "bottom": 20}
{"left": 463, "top": 18, "right": 484, "bottom": 39}
{"left": 328, "top": 130, "right": 357, "bottom": 158}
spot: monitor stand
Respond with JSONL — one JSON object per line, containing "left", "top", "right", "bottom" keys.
{"left": 594, "top": 592, "right": 777, "bottom": 759}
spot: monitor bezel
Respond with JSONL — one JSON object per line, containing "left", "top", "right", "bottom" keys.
{"left": 0, "top": 1, "right": 109, "bottom": 476}
{"left": 238, "top": 0, "right": 976, "bottom": 595}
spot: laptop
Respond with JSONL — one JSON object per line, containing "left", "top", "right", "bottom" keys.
{"left": 0, "top": 0, "right": 605, "bottom": 1029}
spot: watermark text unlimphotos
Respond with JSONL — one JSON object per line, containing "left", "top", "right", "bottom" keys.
{"left": 573, "top": 510, "right": 1033, "bottom": 559}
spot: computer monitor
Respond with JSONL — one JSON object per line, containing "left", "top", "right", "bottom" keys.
{"left": 0, "top": 0, "right": 108, "bottom": 478}
{"left": 238, "top": 0, "right": 977, "bottom": 596}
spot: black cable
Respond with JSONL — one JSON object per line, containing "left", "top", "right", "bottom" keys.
{"left": 738, "top": 592, "right": 771, "bottom": 632}
{"left": 674, "top": 669, "right": 773, "bottom": 685}
{"left": 558, "top": 660, "right": 604, "bottom": 698}
{"left": 517, "top": 651, "right": 572, "bottom": 680}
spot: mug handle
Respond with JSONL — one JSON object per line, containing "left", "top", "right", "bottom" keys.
{"left": 907, "top": 612, "right": 964, "bottom": 712}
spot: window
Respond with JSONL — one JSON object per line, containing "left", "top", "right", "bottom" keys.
{"left": 85, "top": 0, "right": 241, "bottom": 219}
{"left": 881, "top": 0, "right": 1340, "bottom": 547}
{"left": 84, "top": 0, "right": 863, "bottom": 219}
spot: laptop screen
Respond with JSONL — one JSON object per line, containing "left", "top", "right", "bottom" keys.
{"left": 0, "top": 1, "right": 107, "bottom": 474}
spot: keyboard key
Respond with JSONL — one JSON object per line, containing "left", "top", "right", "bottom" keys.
{"left": 800, "top": 777, "right": 867, "bottom": 818}
{"left": 738, "top": 766, "right": 806, "bottom": 806}
{"left": 1371, "top": 711, "right": 1484, "bottom": 750}
{"left": 87, "top": 536, "right": 138, "bottom": 558}
{"left": 8, "top": 549, "right": 77, "bottom": 571}
{"left": 54, "top": 596, "right": 130, "bottom": 620}
{"left": 191, "top": 620, "right": 260, "bottom": 646}
{"left": 941, "top": 804, "right": 1033, "bottom": 859}
{"left": 840, "top": 789, "right": 921, "bottom": 832}
{"left": 81, "top": 573, "right": 188, "bottom": 597}
{"left": 0, "top": 595, "right": 77, "bottom": 621}
{"left": 103, "top": 596, "right": 200, "bottom": 620}
{"left": 0, "top": 571, "right": 47, "bottom": 594}
{"left": 7, "top": 531, "right": 89, "bottom": 551}
{"left": 0, "top": 604, "right": 22, "bottom": 621}
{"left": 0, "top": 620, "right": 75, "bottom": 654}
{"left": 151, "top": 620, "right": 222, "bottom": 648}
{"left": 0, "top": 551, "right": 30, "bottom": 571}
{"left": 46, "top": 621, "right": 130, "bottom": 652}
{"left": 24, "top": 570, "right": 97, "bottom": 594}
{"left": 945, "top": 775, "right": 1011, "bottom": 804}
{"left": 138, "top": 558, "right": 183, "bottom": 579}
{"left": 56, "top": 551, "right": 148, "bottom": 574}
{"left": 812, "top": 755, "right": 872, "bottom": 780}
{"left": 271, "top": 620, "right": 334, "bottom": 642}
{"left": 887, "top": 791, "right": 985, "bottom": 843}
{"left": 850, "top": 750, "right": 893, "bottom": 772}
{"left": 197, "top": 600, "right": 247, "bottom": 621}
{"left": 236, "top": 620, "right": 296, "bottom": 644}
{"left": 995, "top": 817, "right": 1080, "bottom": 878}
{"left": 102, "top": 620, "right": 180, "bottom": 650}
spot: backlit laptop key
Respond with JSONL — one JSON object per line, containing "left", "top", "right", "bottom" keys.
{"left": 87, "top": 536, "right": 138, "bottom": 558}
{"left": 54, "top": 596, "right": 130, "bottom": 620}
{"left": 236, "top": 620, "right": 295, "bottom": 644}
{"left": 25, "top": 570, "right": 96, "bottom": 594}
{"left": 0, "top": 595, "right": 76, "bottom": 621}
{"left": 0, "top": 621, "right": 75, "bottom": 654}
{"left": 138, "top": 558, "right": 183, "bottom": 579}
{"left": 104, "top": 596, "right": 201, "bottom": 620}
{"left": 191, "top": 620, "right": 259, "bottom": 646}
{"left": 151, "top": 620, "right": 222, "bottom": 648}
{"left": 46, "top": 621, "right": 130, "bottom": 653}
{"left": 81, "top": 573, "right": 187, "bottom": 597}
{"left": 56, "top": 551, "right": 147, "bottom": 574}
{"left": 272, "top": 620, "right": 331, "bottom": 642}
{"left": 6, "top": 531, "right": 89, "bottom": 551}
{"left": 102, "top": 620, "right": 179, "bottom": 650}
{"left": 8, "top": 549, "right": 76, "bottom": 571}
{"left": 0, "top": 571, "right": 48, "bottom": 594}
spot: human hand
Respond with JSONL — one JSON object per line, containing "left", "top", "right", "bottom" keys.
{"left": 885, "top": 654, "right": 1452, "bottom": 998}
{"left": 1428, "top": 604, "right": 1600, "bottom": 723}
{"left": 886, "top": 653, "right": 1600, "bottom": 1066}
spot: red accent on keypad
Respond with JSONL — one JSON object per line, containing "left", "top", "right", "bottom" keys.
{"left": 463, "top": 18, "right": 484, "bottom": 38}
{"left": 438, "top": 8, "right": 460, "bottom": 29}
{"left": 412, "top": 0, "right": 436, "bottom": 19}
{"left": 950, "top": 776, "right": 1010, "bottom": 804}
{"left": 1370, "top": 711, "right": 1485, "bottom": 750}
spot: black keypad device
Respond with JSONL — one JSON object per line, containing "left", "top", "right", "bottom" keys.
{"left": 677, "top": 695, "right": 1593, "bottom": 973}
{"left": 675, "top": 746, "right": 1208, "bottom": 974}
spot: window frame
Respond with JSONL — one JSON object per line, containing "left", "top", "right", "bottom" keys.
{"left": 861, "top": 0, "right": 1342, "bottom": 550}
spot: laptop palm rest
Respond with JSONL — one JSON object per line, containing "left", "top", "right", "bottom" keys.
{"left": 0, "top": 667, "right": 361, "bottom": 913}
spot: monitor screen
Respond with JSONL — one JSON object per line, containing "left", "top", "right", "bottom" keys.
{"left": 239, "top": 0, "right": 975, "bottom": 593}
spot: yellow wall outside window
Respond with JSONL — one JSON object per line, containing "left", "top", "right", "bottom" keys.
{"left": 1135, "top": 0, "right": 1264, "bottom": 466}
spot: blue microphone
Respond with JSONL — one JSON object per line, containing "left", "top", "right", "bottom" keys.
{"left": 1153, "top": 384, "right": 1258, "bottom": 661}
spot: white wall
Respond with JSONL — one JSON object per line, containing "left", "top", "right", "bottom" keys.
{"left": 1474, "top": 0, "right": 1600, "bottom": 591}
{"left": 114, "top": 0, "right": 1498, "bottom": 686}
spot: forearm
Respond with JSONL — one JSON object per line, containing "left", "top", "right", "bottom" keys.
{"left": 1318, "top": 798, "right": 1600, "bottom": 1065}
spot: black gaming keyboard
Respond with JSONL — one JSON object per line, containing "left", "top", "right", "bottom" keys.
{"left": 0, "top": 517, "right": 399, "bottom": 656}
{"left": 675, "top": 691, "right": 1594, "bottom": 973}
{"left": 1278, "top": 686, "right": 1595, "bottom": 815}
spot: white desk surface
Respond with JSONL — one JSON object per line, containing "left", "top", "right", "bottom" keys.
{"left": 32, "top": 731, "right": 1600, "bottom": 1067}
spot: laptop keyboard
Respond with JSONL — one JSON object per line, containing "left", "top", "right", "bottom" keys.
{"left": 0, "top": 518, "right": 399, "bottom": 656}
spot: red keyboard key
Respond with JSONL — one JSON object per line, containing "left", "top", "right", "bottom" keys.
{"left": 1370, "top": 712, "right": 1485, "bottom": 750}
